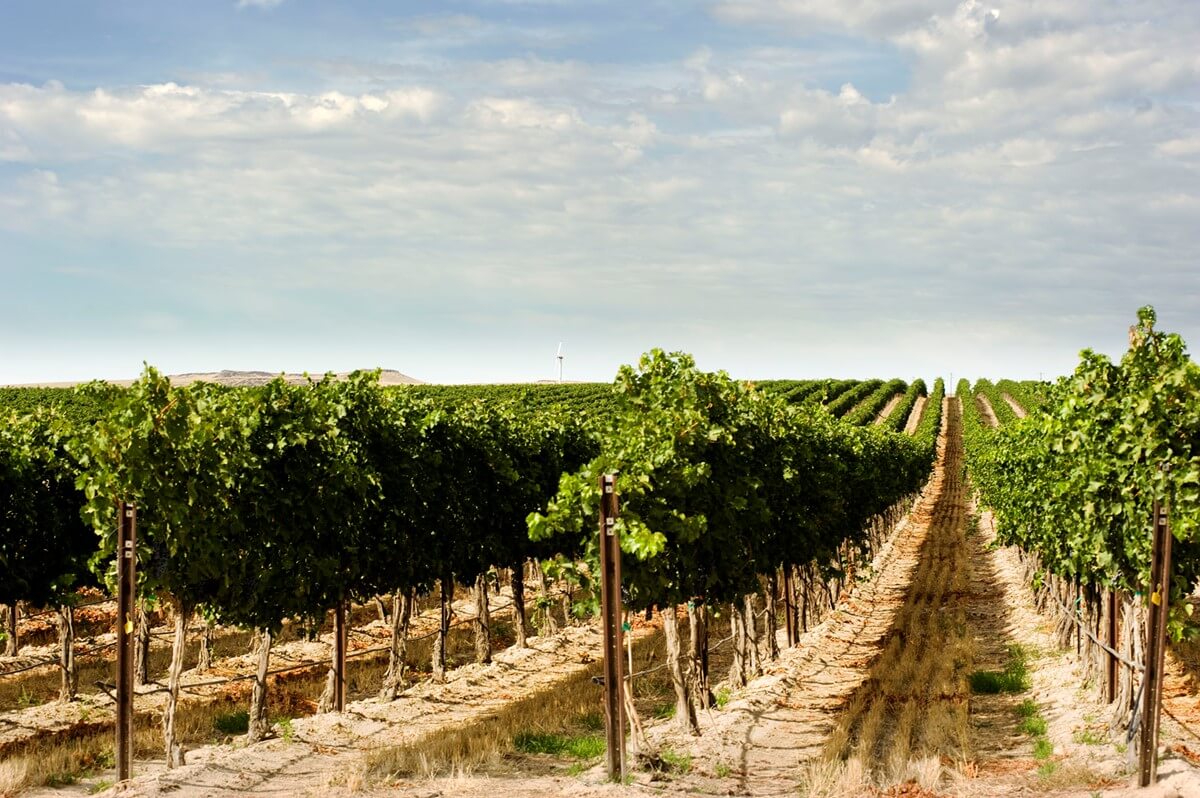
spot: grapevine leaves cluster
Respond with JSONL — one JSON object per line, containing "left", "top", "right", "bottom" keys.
{"left": 528, "top": 350, "right": 933, "bottom": 613}
{"left": 0, "top": 409, "right": 96, "bottom": 610}
{"left": 966, "top": 308, "right": 1200, "bottom": 639}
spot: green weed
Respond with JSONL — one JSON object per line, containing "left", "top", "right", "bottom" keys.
{"left": 213, "top": 709, "right": 250, "bottom": 735}
{"left": 578, "top": 711, "right": 604, "bottom": 731}
{"left": 513, "top": 731, "right": 605, "bottom": 759}
{"left": 1019, "top": 715, "right": 1048, "bottom": 736}
{"left": 658, "top": 748, "right": 692, "bottom": 774}
{"left": 969, "top": 644, "right": 1030, "bottom": 694}
{"left": 653, "top": 701, "right": 676, "bottom": 720}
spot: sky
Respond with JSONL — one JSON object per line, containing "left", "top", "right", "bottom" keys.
{"left": 1, "top": 0, "right": 1197, "bottom": 385}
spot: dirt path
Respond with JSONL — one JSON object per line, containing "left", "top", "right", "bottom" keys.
{"left": 904, "top": 395, "right": 927, "bottom": 436}
{"left": 873, "top": 393, "right": 904, "bottom": 426}
{"left": 639, "top": 400, "right": 949, "bottom": 796}
{"left": 1001, "top": 394, "right": 1027, "bottom": 419}
{"left": 647, "top": 401, "right": 1200, "bottom": 796}
{"left": 975, "top": 393, "right": 1000, "bottom": 429}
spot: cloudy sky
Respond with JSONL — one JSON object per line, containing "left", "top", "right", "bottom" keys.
{"left": 1, "top": 0, "right": 1197, "bottom": 385}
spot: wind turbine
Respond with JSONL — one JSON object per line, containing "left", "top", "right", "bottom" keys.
{"left": 556, "top": 343, "right": 564, "bottom": 384}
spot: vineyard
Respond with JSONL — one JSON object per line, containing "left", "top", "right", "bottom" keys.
{"left": 1, "top": 312, "right": 1200, "bottom": 797}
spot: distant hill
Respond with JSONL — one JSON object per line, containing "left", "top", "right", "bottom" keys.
{"left": 167, "top": 369, "right": 423, "bottom": 387}
{"left": 5, "top": 369, "right": 423, "bottom": 388}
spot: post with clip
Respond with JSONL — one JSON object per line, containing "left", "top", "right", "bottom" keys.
{"left": 598, "top": 473, "right": 625, "bottom": 781}
{"left": 116, "top": 501, "right": 137, "bottom": 782}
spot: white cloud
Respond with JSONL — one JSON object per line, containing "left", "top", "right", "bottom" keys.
{"left": 0, "top": 82, "right": 443, "bottom": 154}
{"left": 235, "top": 0, "right": 285, "bottom": 8}
{"left": 1, "top": 2, "right": 1198, "bottom": 382}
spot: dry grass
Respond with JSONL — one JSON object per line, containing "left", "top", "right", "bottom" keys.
{"left": 360, "top": 665, "right": 601, "bottom": 781}
{"left": 359, "top": 627, "right": 670, "bottom": 785}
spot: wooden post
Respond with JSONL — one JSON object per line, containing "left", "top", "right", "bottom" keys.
{"left": 1106, "top": 589, "right": 1118, "bottom": 704}
{"left": 116, "top": 502, "right": 137, "bottom": 782}
{"left": 598, "top": 473, "right": 625, "bottom": 782}
{"left": 334, "top": 601, "right": 347, "bottom": 712}
{"left": 1139, "top": 499, "right": 1173, "bottom": 787}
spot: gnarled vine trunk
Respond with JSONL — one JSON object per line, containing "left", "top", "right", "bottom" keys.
{"left": 661, "top": 605, "right": 700, "bottom": 735}
{"left": 623, "top": 675, "right": 649, "bottom": 756}
{"left": 379, "top": 589, "right": 413, "bottom": 700}
{"left": 744, "top": 593, "right": 761, "bottom": 678}
{"left": 247, "top": 627, "right": 273, "bottom": 742}
{"left": 163, "top": 600, "right": 190, "bottom": 767}
{"left": 511, "top": 561, "right": 528, "bottom": 648}
{"left": 765, "top": 572, "right": 779, "bottom": 661}
{"left": 474, "top": 573, "right": 491, "bottom": 664}
{"left": 4, "top": 603, "right": 18, "bottom": 657}
{"left": 537, "top": 563, "right": 558, "bottom": 636}
{"left": 432, "top": 575, "right": 451, "bottom": 682}
{"left": 729, "top": 601, "right": 747, "bottom": 688}
{"left": 57, "top": 605, "right": 76, "bottom": 702}
{"left": 317, "top": 604, "right": 346, "bottom": 713}
{"left": 687, "top": 602, "right": 710, "bottom": 709}
{"left": 197, "top": 615, "right": 214, "bottom": 671}
{"left": 135, "top": 601, "right": 152, "bottom": 686}
{"left": 375, "top": 595, "right": 389, "bottom": 625}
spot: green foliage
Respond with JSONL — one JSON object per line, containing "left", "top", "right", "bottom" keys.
{"left": 0, "top": 386, "right": 120, "bottom": 426}
{"left": 965, "top": 308, "right": 1200, "bottom": 639}
{"left": 0, "top": 407, "right": 97, "bottom": 609}
{"left": 889, "top": 379, "right": 928, "bottom": 433}
{"left": 996, "top": 379, "right": 1049, "bottom": 414}
{"left": 214, "top": 710, "right": 250, "bottom": 735}
{"left": 1019, "top": 714, "right": 1048, "bottom": 736}
{"left": 912, "top": 378, "right": 945, "bottom": 455}
{"left": 843, "top": 379, "right": 908, "bottom": 426}
{"left": 529, "top": 351, "right": 932, "bottom": 612}
{"left": 657, "top": 748, "right": 692, "bottom": 773}
{"left": 513, "top": 731, "right": 605, "bottom": 758}
{"left": 826, "top": 379, "right": 883, "bottom": 418}
{"left": 652, "top": 701, "right": 676, "bottom": 719}
{"left": 969, "top": 644, "right": 1030, "bottom": 694}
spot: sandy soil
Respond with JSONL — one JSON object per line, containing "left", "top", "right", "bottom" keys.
{"left": 904, "top": 395, "right": 928, "bottom": 436}
{"left": 18, "top": 619, "right": 618, "bottom": 798}
{"left": 874, "top": 393, "right": 905, "bottom": 426}
{"left": 974, "top": 394, "right": 1000, "bottom": 429}
{"left": 1000, "top": 394, "right": 1028, "bottom": 419}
